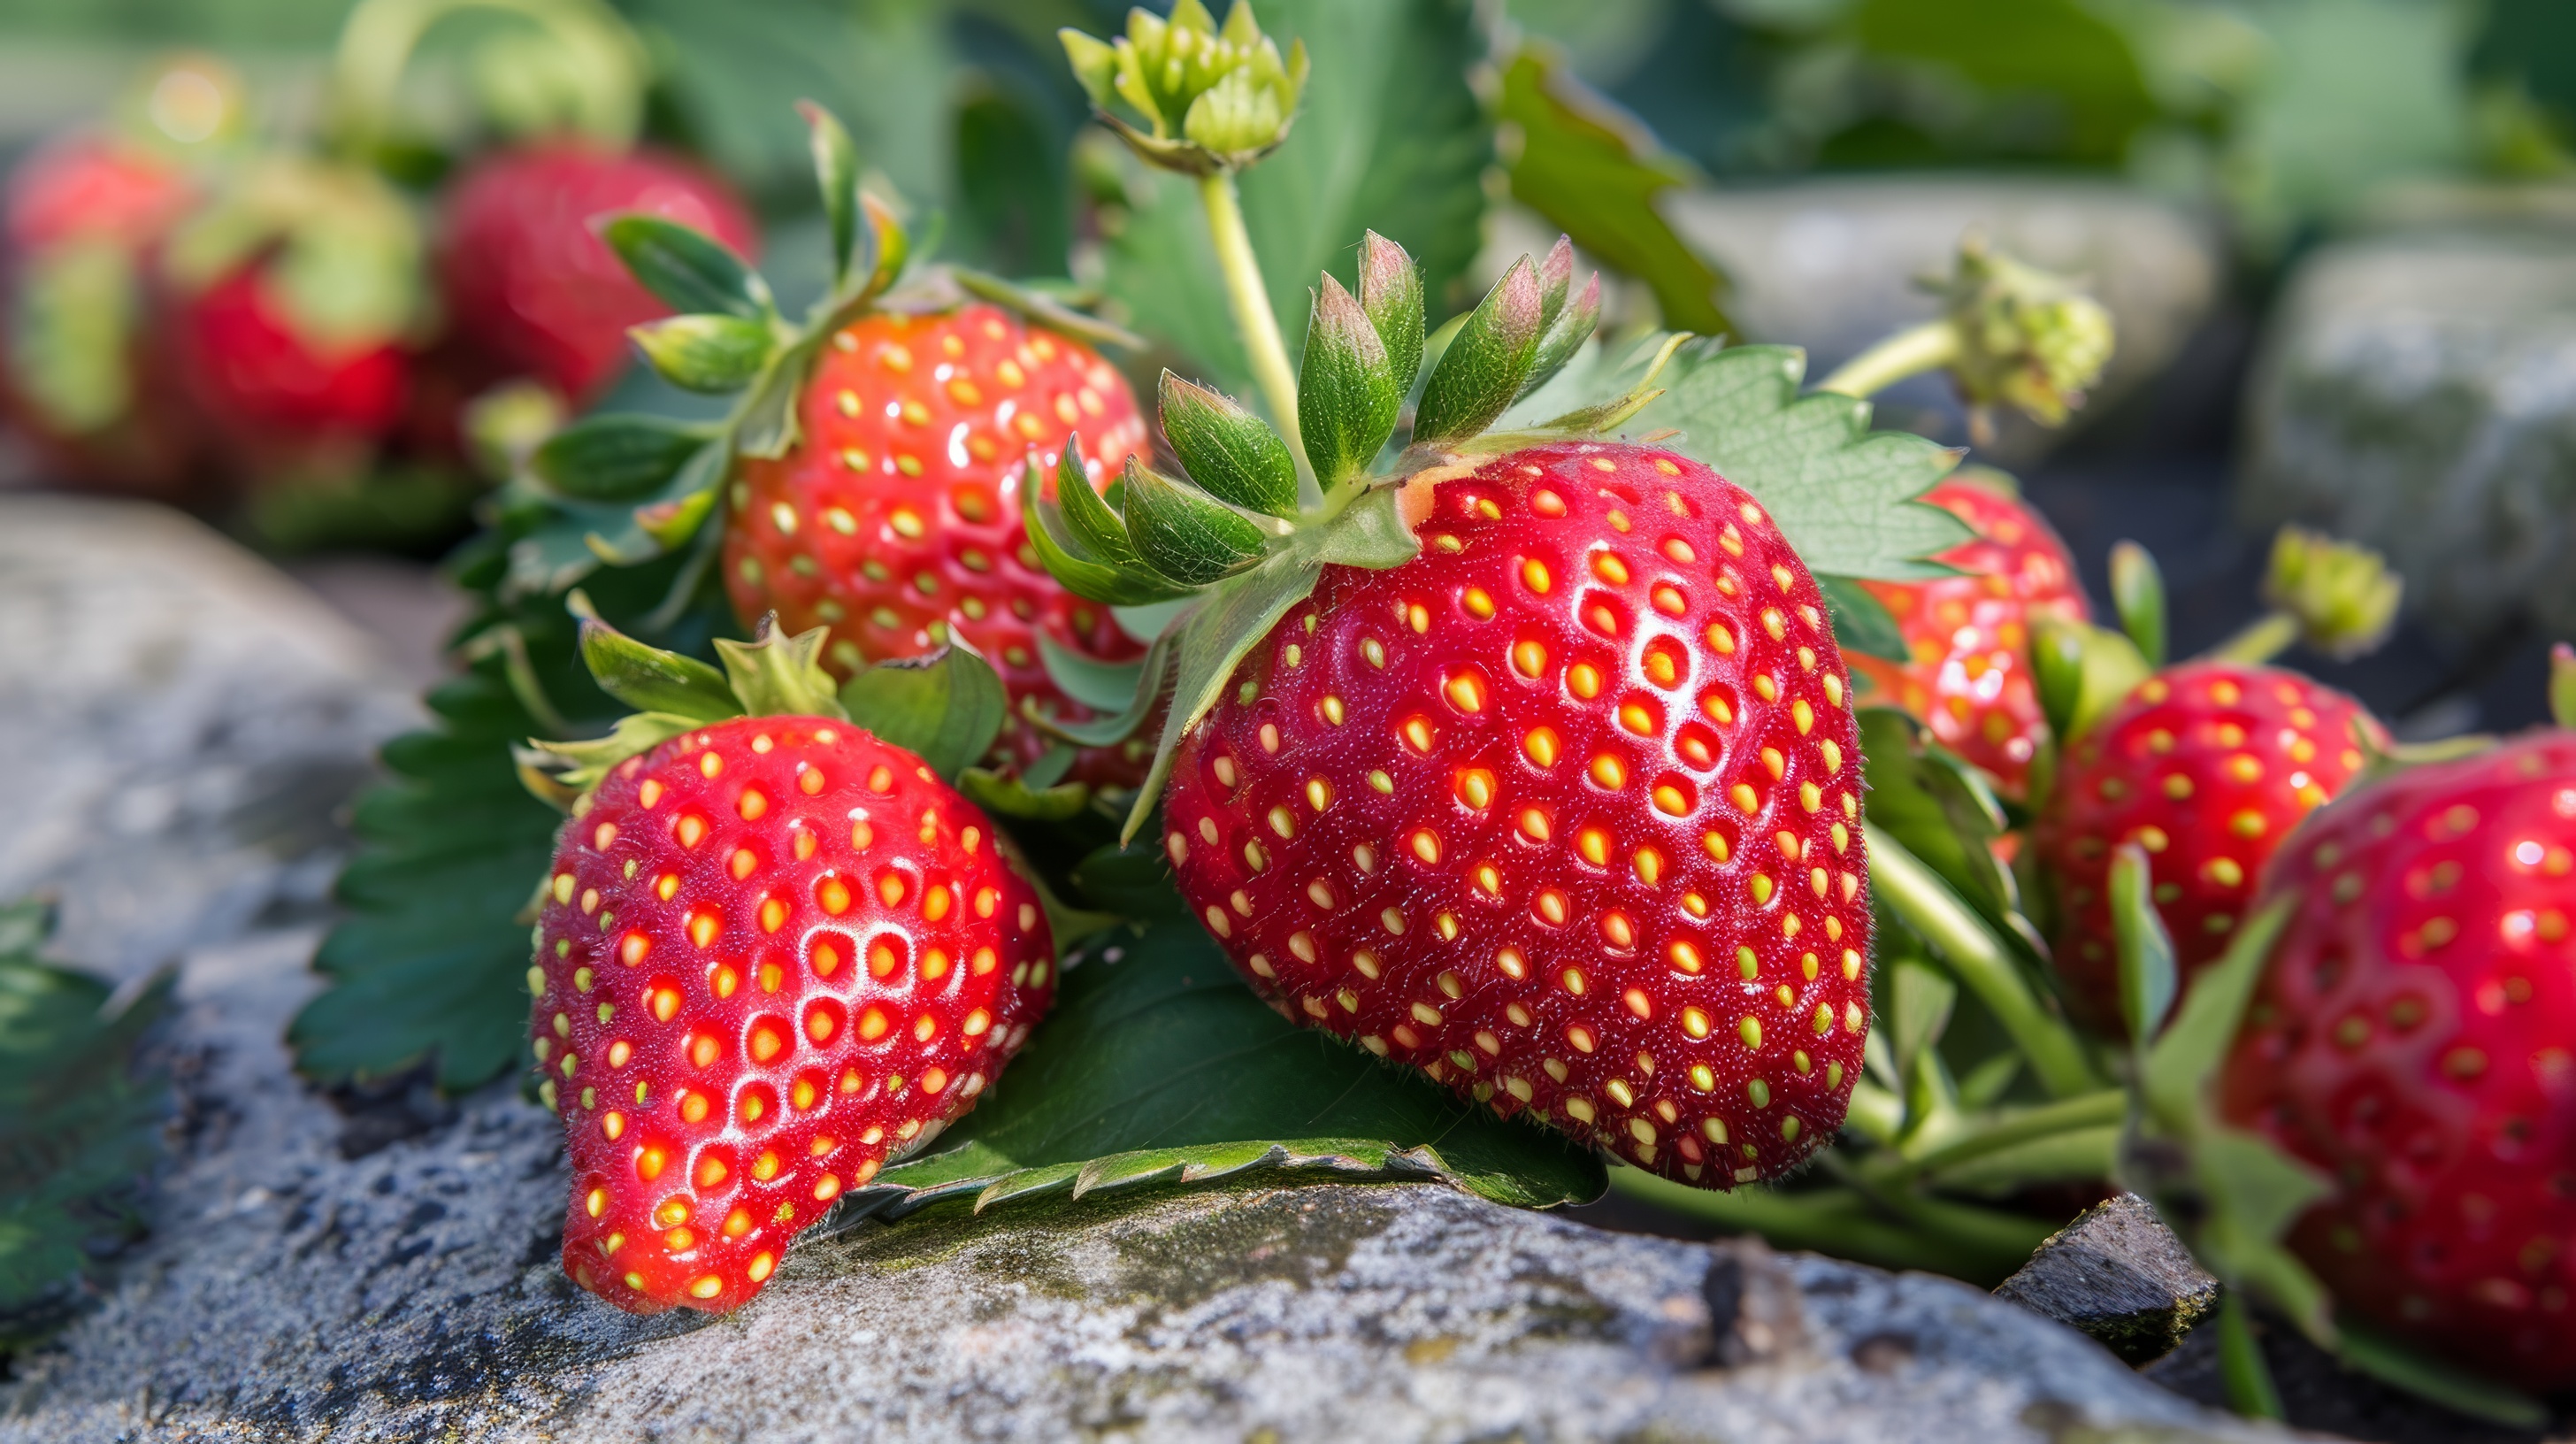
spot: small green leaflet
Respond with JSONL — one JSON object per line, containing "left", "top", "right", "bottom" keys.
{"left": 1, "top": 900, "right": 171, "bottom": 1347}
{"left": 1629, "top": 342, "right": 1970, "bottom": 582}
{"left": 833, "top": 921, "right": 1606, "bottom": 1223}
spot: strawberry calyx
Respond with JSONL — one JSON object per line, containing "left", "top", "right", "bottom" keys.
{"left": 1015, "top": 230, "right": 1690, "bottom": 841}
{"left": 518, "top": 605, "right": 1008, "bottom": 813}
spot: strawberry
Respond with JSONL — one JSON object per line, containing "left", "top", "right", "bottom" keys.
{"left": 2037, "top": 661, "right": 2380, "bottom": 1029}
{"left": 1845, "top": 474, "right": 2087, "bottom": 799}
{"left": 1158, "top": 442, "right": 1871, "bottom": 1185}
{"left": 2218, "top": 730, "right": 2576, "bottom": 1389}
{"left": 528, "top": 631, "right": 1056, "bottom": 1315}
{"left": 168, "top": 265, "right": 411, "bottom": 448}
{"left": 438, "top": 142, "right": 758, "bottom": 405}
{"left": 723, "top": 303, "right": 1155, "bottom": 785}
{"left": 4, "top": 134, "right": 195, "bottom": 253}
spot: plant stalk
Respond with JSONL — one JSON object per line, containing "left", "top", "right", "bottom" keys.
{"left": 2205, "top": 611, "right": 2298, "bottom": 667}
{"left": 1195, "top": 170, "right": 1306, "bottom": 479}
{"left": 1816, "top": 320, "right": 1962, "bottom": 400}
{"left": 1606, "top": 1170, "right": 2053, "bottom": 1286}
{"left": 1867, "top": 825, "right": 2104, "bottom": 1100}
{"left": 1876, "top": 1087, "right": 2127, "bottom": 1187}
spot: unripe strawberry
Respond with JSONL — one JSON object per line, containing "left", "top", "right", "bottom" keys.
{"left": 2220, "top": 732, "right": 2576, "bottom": 1389}
{"left": 1160, "top": 442, "right": 1871, "bottom": 1186}
{"left": 2038, "top": 662, "right": 2380, "bottom": 1029}
{"left": 1846, "top": 475, "right": 2086, "bottom": 799}
{"left": 724, "top": 304, "right": 1154, "bottom": 785}
{"left": 532, "top": 715, "right": 1054, "bottom": 1313}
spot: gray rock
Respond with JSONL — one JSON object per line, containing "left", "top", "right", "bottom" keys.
{"left": 0, "top": 496, "right": 2279, "bottom": 1443}
{"left": 2237, "top": 230, "right": 2576, "bottom": 641}
{"left": 1664, "top": 178, "right": 2220, "bottom": 463}
{"left": 1994, "top": 1194, "right": 2220, "bottom": 1365}
{"left": 0, "top": 495, "right": 420, "bottom": 979}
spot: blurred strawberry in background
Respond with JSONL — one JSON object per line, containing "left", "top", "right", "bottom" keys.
{"left": 437, "top": 143, "right": 758, "bottom": 408}
{"left": 0, "top": 54, "right": 239, "bottom": 496}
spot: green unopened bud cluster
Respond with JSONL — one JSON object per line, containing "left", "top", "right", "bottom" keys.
{"left": 2263, "top": 525, "right": 2402, "bottom": 661}
{"left": 1936, "top": 237, "right": 2115, "bottom": 430}
{"left": 1060, "top": 0, "right": 1308, "bottom": 174}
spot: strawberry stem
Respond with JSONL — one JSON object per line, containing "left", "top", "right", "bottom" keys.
{"left": 1196, "top": 170, "right": 1308, "bottom": 490}
{"left": 1814, "top": 319, "right": 1960, "bottom": 401}
{"left": 2216, "top": 1291, "right": 2286, "bottom": 1419}
{"left": 1870, "top": 1087, "right": 2127, "bottom": 1187}
{"left": 1606, "top": 1168, "right": 2057, "bottom": 1285}
{"left": 1867, "top": 826, "right": 2104, "bottom": 1100}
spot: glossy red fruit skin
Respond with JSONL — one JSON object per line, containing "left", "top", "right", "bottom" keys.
{"left": 169, "top": 265, "right": 410, "bottom": 449}
{"left": 724, "top": 305, "right": 1154, "bottom": 786}
{"left": 2038, "top": 662, "right": 2380, "bottom": 1030}
{"left": 532, "top": 716, "right": 1056, "bottom": 1314}
{"left": 1847, "top": 478, "right": 2087, "bottom": 799}
{"left": 4, "top": 134, "right": 194, "bottom": 252}
{"left": 438, "top": 142, "right": 757, "bottom": 404}
{"left": 2220, "top": 732, "right": 2576, "bottom": 1390}
{"left": 1161, "top": 442, "right": 1871, "bottom": 1187}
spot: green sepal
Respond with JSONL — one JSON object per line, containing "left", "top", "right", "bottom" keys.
{"left": 522, "top": 711, "right": 700, "bottom": 802}
{"left": 598, "top": 213, "right": 772, "bottom": 320}
{"left": 1817, "top": 574, "right": 1906, "bottom": 662}
{"left": 1410, "top": 254, "right": 1545, "bottom": 445}
{"left": 798, "top": 101, "right": 862, "bottom": 292}
{"left": 2140, "top": 898, "right": 2291, "bottom": 1137}
{"left": 2554, "top": 642, "right": 2576, "bottom": 730}
{"left": 838, "top": 646, "right": 1008, "bottom": 783}
{"left": 1034, "top": 629, "right": 1177, "bottom": 749}
{"left": 1462, "top": 331, "right": 1686, "bottom": 453}
{"left": 1159, "top": 372, "right": 1298, "bottom": 518}
{"left": 630, "top": 442, "right": 731, "bottom": 552}
{"left": 1296, "top": 274, "right": 1401, "bottom": 488}
{"left": 1884, "top": 950, "right": 1959, "bottom": 1105}
{"left": 1300, "top": 483, "right": 1418, "bottom": 570}
{"left": 626, "top": 313, "right": 777, "bottom": 394}
{"left": 2109, "top": 842, "right": 2176, "bottom": 1048}
{"left": 2032, "top": 616, "right": 2150, "bottom": 748}
{"left": 1856, "top": 708, "right": 2032, "bottom": 954}
{"left": 714, "top": 624, "right": 847, "bottom": 720}
{"left": 1518, "top": 242, "right": 1600, "bottom": 403}
{"left": 1119, "top": 457, "right": 1270, "bottom": 587}
{"left": 2107, "top": 541, "right": 2167, "bottom": 669}
{"left": 577, "top": 615, "right": 738, "bottom": 723}
{"left": 1048, "top": 443, "right": 1159, "bottom": 576}
{"left": 958, "top": 767, "right": 1092, "bottom": 822}
{"left": 529, "top": 414, "right": 715, "bottom": 502}
{"left": 1357, "top": 231, "right": 1423, "bottom": 397}
{"left": 1121, "top": 551, "right": 1325, "bottom": 842}
{"left": 1024, "top": 477, "right": 1195, "bottom": 609}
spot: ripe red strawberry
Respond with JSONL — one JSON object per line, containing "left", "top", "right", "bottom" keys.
{"left": 2220, "top": 731, "right": 2576, "bottom": 1389}
{"left": 438, "top": 142, "right": 758, "bottom": 405}
{"left": 1159, "top": 442, "right": 1871, "bottom": 1186}
{"left": 532, "top": 714, "right": 1055, "bottom": 1313}
{"left": 2037, "top": 661, "right": 2381, "bottom": 1028}
{"left": 724, "top": 303, "right": 1155, "bottom": 785}
{"left": 1845, "top": 475, "right": 2087, "bottom": 799}
{"left": 167, "top": 264, "right": 410, "bottom": 450}
{"left": 4, "top": 134, "right": 194, "bottom": 253}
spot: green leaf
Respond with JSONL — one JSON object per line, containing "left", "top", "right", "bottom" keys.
{"left": 1033, "top": 628, "right": 1178, "bottom": 749}
{"left": 1119, "top": 460, "right": 1270, "bottom": 587}
{"left": 530, "top": 415, "right": 715, "bottom": 502}
{"left": 1125, "top": 552, "right": 1327, "bottom": 841}
{"left": 2553, "top": 643, "right": 2576, "bottom": 731}
{"left": 1496, "top": 46, "right": 1731, "bottom": 335}
{"left": 1856, "top": 709, "right": 2022, "bottom": 941}
{"left": 1159, "top": 373, "right": 1300, "bottom": 518}
{"left": 2030, "top": 616, "right": 2151, "bottom": 747}
{"left": 1356, "top": 231, "right": 1423, "bottom": 397}
{"left": 957, "top": 769, "right": 1092, "bottom": 823}
{"left": 1296, "top": 274, "right": 1401, "bottom": 486}
{"left": 626, "top": 313, "right": 776, "bottom": 394}
{"left": 1411, "top": 255, "right": 1545, "bottom": 445}
{"left": 2108, "top": 541, "right": 2167, "bottom": 668}
{"left": 838, "top": 647, "right": 1008, "bottom": 783}
{"left": 1630, "top": 342, "right": 1972, "bottom": 581}
{"left": 713, "top": 625, "right": 847, "bottom": 720}
{"left": 0, "top": 909, "right": 170, "bottom": 1346}
{"left": 1884, "top": 950, "right": 1957, "bottom": 1088}
{"left": 1100, "top": 0, "right": 1490, "bottom": 402}
{"left": 1070, "top": 838, "right": 1193, "bottom": 921}
{"left": 579, "top": 618, "right": 739, "bottom": 723}
{"left": 2110, "top": 842, "right": 2177, "bottom": 1048}
{"left": 598, "top": 214, "right": 772, "bottom": 321}
{"left": 837, "top": 922, "right": 1605, "bottom": 1221}
{"left": 1816, "top": 575, "right": 1907, "bottom": 661}
{"left": 1037, "top": 633, "right": 1147, "bottom": 716}
{"left": 799, "top": 101, "right": 861, "bottom": 291}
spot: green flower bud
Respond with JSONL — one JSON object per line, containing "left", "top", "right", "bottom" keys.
{"left": 1931, "top": 236, "right": 2115, "bottom": 435}
{"left": 1058, "top": 0, "right": 1308, "bottom": 175}
{"left": 2263, "top": 526, "right": 2402, "bottom": 661}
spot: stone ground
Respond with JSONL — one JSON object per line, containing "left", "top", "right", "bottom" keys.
{"left": 0, "top": 495, "right": 2294, "bottom": 1442}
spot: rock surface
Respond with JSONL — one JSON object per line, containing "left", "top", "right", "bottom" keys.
{"left": 0, "top": 495, "right": 2281, "bottom": 1442}
{"left": 2238, "top": 229, "right": 2576, "bottom": 641}
{"left": 1665, "top": 178, "right": 2220, "bottom": 463}
{"left": 1995, "top": 1194, "right": 2220, "bottom": 1366}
